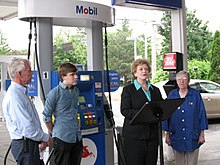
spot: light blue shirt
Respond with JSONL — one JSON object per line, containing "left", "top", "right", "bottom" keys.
{"left": 134, "top": 79, "right": 152, "bottom": 101}
{"left": 43, "top": 82, "right": 82, "bottom": 143}
{"left": 2, "top": 82, "right": 49, "bottom": 142}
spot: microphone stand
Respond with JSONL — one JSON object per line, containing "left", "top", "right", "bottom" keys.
{"left": 154, "top": 110, "right": 164, "bottom": 165}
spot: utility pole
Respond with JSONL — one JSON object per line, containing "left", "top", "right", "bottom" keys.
{"left": 151, "top": 23, "right": 158, "bottom": 80}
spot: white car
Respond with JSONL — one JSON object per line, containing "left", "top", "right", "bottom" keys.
{"left": 154, "top": 79, "right": 220, "bottom": 119}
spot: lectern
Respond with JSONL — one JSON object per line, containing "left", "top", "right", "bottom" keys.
{"left": 130, "top": 98, "right": 185, "bottom": 165}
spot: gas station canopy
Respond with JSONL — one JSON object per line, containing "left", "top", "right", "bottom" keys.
{"left": 0, "top": 0, "right": 18, "bottom": 20}
{"left": 1, "top": 0, "right": 115, "bottom": 27}
{"left": 112, "top": 0, "right": 182, "bottom": 10}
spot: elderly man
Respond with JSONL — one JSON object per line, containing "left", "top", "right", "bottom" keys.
{"left": 2, "top": 58, "right": 52, "bottom": 165}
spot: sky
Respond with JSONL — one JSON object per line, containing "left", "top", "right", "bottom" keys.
{"left": 0, "top": 0, "right": 220, "bottom": 50}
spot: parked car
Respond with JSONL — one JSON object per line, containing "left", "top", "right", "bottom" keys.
{"left": 154, "top": 79, "right": 220, "bottom": 119}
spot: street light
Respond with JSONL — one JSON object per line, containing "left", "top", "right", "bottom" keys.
{"left": 151, "top": 22, "right": 160, "bottom": 80}
{"left": 126, "top": 36, "right": 144, "bottom": 60}
{"left": 126, "top": 36, "right": 137, "bottom": 60}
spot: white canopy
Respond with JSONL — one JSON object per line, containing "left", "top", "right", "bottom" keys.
{"left": 0, "top": 0, "right": 18, "bottom": 20}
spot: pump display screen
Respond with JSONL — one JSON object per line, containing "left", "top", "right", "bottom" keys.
{"left": 80, "top": 75, "right": 90, "bottom": 81}
{"left": 78, "top": 96, "right": 85, "bottom": 103}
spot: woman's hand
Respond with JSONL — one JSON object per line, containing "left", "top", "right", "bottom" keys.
{"left": 165, "top": 132, "right": 171, "bottom": 146}
{"left": 198, "top": 133, "right": 205, "bottom": 144}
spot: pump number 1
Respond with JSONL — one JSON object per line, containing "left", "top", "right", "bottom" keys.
{"left": 43, "top": 71, "right": 49, "bottom": 79}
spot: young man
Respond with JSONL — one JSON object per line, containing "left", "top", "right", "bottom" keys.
{"left": 2, "top": 58, "right": 52, "bottom": 165}
{"left": 43, "top": 63, "right": 83, "bottom": 165}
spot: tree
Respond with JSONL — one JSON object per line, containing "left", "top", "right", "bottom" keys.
{"left": 153, "top": 59, "right": 210, "bottom": 83}
{"left": 152, "top": 69, "right": 169, "bottom": 83}
{"left": 53, "top": 27, "right": 87, "bottom": 70}
{"left": 188, "top": 59, "right": 210, "bottom": 80}
{"left": 137, "top": 33, "right": 152, "bottom": 62}
{"left": 105, "top": 19, "right": 134, "bottom": 85}
{"left": 209, "top": 30, "right": 220, "bottom": 82}
{"left": 186, "top": 10, "right": 213, "bottom": 61}
{"left": 158, "top": 9, "right": 213, "bottom": 61}
{"left": 0, "top": 30, "right": 11, "bottom": 55}
{"left": 105, "top": 19, "right": 154, "bottom": 85}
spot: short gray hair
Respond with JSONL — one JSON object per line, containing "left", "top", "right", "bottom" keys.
{"left": 8, "top": 58, "right": 30, "bottom": 80}
{"left": 176, "top": 70, "right": 190, "bottom": 80}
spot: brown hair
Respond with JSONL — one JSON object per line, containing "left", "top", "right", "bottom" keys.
{"left": 58, "top": 63, "right": 77, "bottom": 82}
{"left": 131, "top": 59, "right": 151, "bottom": 78}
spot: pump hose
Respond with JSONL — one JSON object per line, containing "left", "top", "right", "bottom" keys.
{"left": 104, "top": 25, "right": 126, "bottom": 165}
{"left": 3, "top": 144, "right": 11, "bottom": 165}
{"left": 27, "top": 19, "right": 33, "bottom": 60}
{"left": 33, "top": 18, "right": 46, "bottom": 102}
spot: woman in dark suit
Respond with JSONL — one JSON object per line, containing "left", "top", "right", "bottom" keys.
{"left": 121, "top": 59, "right": 163, "bottom": 165}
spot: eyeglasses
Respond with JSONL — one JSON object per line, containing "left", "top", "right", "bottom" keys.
{"left": 176, "top": 77, "right": 188, "bottom": 81}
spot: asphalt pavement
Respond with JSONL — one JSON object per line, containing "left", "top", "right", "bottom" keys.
{"left": 0, "top": 120, "right": 16, "bottom": 165}
{"left": 112, "top": 100, "right": 220, "bottom": 165}
{"left": 1, "top": 118, "right": 220, "bottom": 165}
{"left": 1, "top": 88, "right": 220, "bottom": 165}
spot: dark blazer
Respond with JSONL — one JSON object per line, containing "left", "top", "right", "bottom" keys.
{"left": 121, "top": 83, "right": 163, "bottom": 140}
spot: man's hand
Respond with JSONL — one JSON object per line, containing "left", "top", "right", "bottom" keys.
{"left": 47, "top": 136, "right": 53, "bottom": 146}
{"left": 39, "top": 142, "right": 48, "bottom": 152}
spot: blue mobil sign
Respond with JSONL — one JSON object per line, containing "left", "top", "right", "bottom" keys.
{"left": 104, "top": 70, "right": 120, "bottom": 92}
{"left": 6, "top": 71, "right": 38, "bottom": 96}
{"left": 112, "top": 0, "right": 182, "bottom": 9}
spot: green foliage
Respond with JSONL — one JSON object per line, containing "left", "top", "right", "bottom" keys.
{"left": 53, "top": 27, "right": 87, "bottom": 70}
{"left": 186, "top": 10, "right": 213, "bottom": 60}
{"left": 152, "top": 69, "right": 169, "bottom": 83}
{"left": 157, "top": 11, "right": 171, "bottom": 54}
{"left": 105, "top": 19, "right": 153, "bottom": 85}
{"left": 153, "top": 59, "right": 210, "bottom": 83}
{"left": 0, "top": 30, "right": 11, "bottom": 55}
{"left": 105, "top": 19, "right": 134, "bottom": 85}
{"left": 137, "top": 34, "right": 152, "bottom": 62}
{"left": 188, "top": 59, "right": 210, "bottom": 79}
{"left": 209, "top": 30, "right": 220, "bottom": 82}
{"left": 158, "top": 9, "right": 213, "bottom": 62}
{"left": 11, "top": 49, "right": 28, "bottom": 55}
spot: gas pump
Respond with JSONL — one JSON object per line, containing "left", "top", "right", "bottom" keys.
{"left": 162, "top": 52, "right": 183, "bottom": 96}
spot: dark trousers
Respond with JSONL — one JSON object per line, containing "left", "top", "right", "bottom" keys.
{"left": 123, "top": 137, "right": 159, "bottom": 165}
{"left": 11, "top": 138, "right": 41, "bottom": 165}
{"left": 53, "top": 137, "right": 83, "bottom": 165}
{"left": 40, "top": 159, "right": 45, "bottom": 165}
